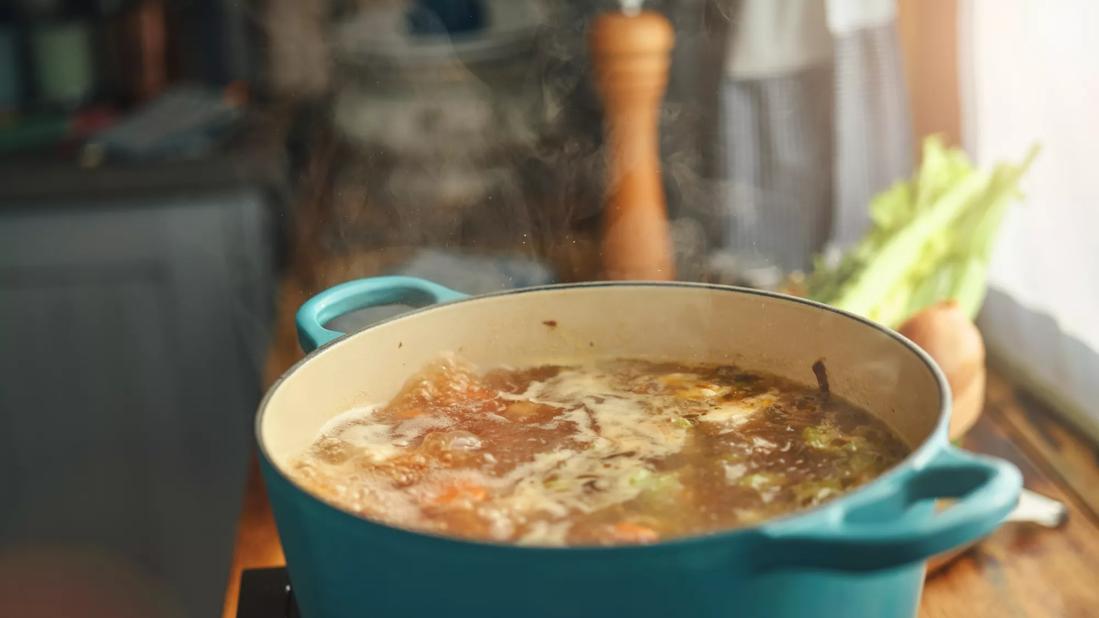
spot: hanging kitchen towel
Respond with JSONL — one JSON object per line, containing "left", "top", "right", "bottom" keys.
{"left": 828, "top": 0, "right": 913, "bottom": 249}
{"left": 720, "top": 0, "right": 834, "bottom": 281}
{"left": 716, "top": 0, "right": 912, "bottom": 280}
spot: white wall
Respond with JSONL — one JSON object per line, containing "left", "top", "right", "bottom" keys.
{"left": 962, "top": 0, "right": 1099, "bottom": 436}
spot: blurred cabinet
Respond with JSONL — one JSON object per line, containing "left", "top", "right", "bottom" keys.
{"left": 0, "top": 188, "right": 276, "bottom": 618}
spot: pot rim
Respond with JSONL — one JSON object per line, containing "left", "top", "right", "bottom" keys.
{"left": 255, "top": 281, "right": 951, "bottom": 554}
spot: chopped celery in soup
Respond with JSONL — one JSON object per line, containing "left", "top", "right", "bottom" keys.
{"left": 290, "top": 356, "right": 909, "bottom": 546}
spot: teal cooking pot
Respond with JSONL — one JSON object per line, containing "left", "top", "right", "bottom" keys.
{"left": 257, "top": 277, "right": 1021, "bottom": 618}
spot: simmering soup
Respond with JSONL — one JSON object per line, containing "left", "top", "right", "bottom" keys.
{"left": 290, "top": 356, "right": 909, "bottom": 546}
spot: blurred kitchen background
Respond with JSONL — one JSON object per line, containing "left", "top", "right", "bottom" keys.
{"left": 0, "top": 1, "right": 1096, "bottom": 617}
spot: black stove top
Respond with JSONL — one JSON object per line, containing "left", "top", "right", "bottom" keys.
{"left": 237, "top": 568, "right": 299, "bottom": 618}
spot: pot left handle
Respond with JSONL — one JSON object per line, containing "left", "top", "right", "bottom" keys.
{"left": 296, "top": 276, "right": 468, "bottom": 352}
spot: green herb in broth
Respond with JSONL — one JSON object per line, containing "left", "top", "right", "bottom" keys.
{"left": 291, "top": 356, "right": 909, "bottom": 546}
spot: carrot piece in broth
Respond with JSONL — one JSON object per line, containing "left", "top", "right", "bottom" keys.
{"left": 609, "top": 521, "right": 660, "bottom": 544}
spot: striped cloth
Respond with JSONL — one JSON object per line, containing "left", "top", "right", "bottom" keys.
{"left": 714, "top": 1, "right": 912, "bottom": 277}
{"left": 832, "top": 24, "right": 913, "bottom": 248}
{"left": 721, "top": 64, "right": 835, "bottom": 276}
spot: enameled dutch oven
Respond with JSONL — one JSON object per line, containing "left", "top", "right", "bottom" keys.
{"left": 257, "top": 276, "right": 1022, "bottom": 618}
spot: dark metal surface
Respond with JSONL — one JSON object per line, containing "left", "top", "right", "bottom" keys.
{"left": 236, "top": 568, "right": 299, "bottom": 618}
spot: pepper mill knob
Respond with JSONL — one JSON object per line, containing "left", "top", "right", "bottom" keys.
{"left": 590, "top": 10, "right": 676, "bottom": 280}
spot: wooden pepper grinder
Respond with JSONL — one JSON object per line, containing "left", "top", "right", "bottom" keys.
{"left": 590, "top": 7, "right": 676, "bottom": 280}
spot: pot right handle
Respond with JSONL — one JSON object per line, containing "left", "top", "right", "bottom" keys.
{"left": 763, "top": 446, "right": 1022, "bottom": 571}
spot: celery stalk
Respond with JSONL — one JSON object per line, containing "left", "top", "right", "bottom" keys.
{"left": 806, "top": 137, "right": 1037, "bottom": 328}
{"left": 829, "top": 171, "right": 991, "bottom": 318}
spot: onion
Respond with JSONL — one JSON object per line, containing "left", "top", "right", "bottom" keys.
{"left": 898, "top": 301, "right": 987, "bottom": 440}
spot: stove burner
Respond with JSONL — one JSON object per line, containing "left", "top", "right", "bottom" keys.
{"left": 236, "top": 568, "right": 299, "bottom": 618}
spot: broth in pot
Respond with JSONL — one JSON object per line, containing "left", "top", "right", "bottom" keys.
{"left": 291, "top": 355, "right": 909, "bottom": 546}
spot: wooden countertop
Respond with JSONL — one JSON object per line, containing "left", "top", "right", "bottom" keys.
{"left": 222, "top": 277, "right": 1099, "bottom": 618}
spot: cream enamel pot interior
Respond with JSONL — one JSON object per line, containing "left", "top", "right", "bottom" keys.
{"left": 257, "top": 277, "right": 1021, "bottom": 618}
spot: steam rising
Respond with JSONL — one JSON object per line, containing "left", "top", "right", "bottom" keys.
{"left": 265, "top": 1, "right": 744, "bottom": 286}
